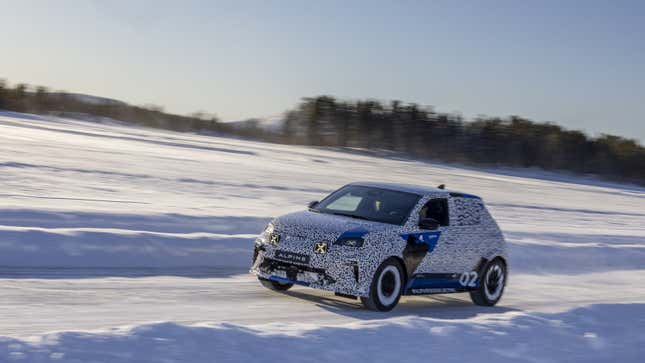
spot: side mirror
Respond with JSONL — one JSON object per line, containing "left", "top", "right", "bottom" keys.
{"left": 419, "top": 217, "right": 439, "bottom": 230}
{"left": 308, "top": 201, "right": 319, "bottom": 209}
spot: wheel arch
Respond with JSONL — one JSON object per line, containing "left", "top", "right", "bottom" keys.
{"left": 482, "top": 249, "right": 509, "bottom": 269}
{"left": 489, "top": 255, "right": 508, "bottom": 268}
{"left": 475, "top": 255, "right": 508, "bottom": 276}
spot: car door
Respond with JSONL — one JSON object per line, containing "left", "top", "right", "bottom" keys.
{"left": 403, "top": 197, "right": 454, "bottom": 275}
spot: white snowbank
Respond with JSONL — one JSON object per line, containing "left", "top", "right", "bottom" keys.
{"left": 1, "top": 303, "right": 642, "bottom": 362}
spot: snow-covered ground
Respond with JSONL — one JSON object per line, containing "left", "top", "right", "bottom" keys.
{"left": 0, "top": 111, "right": 644, "bottom": 362}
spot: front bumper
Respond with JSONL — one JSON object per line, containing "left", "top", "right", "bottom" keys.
{"left": 250, "top": 244, "right": 366, "bottom": 296}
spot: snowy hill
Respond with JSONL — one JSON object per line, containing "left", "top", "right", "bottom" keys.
{"left": 0, "top": 111, "right": 643, "bottom": 362}
{"left": 58, "top": 92, "right": 128, "bottom": 106}
{"left": 225, "top": 114, "right": 284, "bottom": 131}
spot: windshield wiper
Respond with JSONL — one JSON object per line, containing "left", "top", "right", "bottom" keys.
{"left": 330, "top": 212, "right": 369, "bottom": 220}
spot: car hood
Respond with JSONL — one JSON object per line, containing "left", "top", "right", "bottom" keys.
{"left": 272, "top": 210, "right": 394, "bottom": 242}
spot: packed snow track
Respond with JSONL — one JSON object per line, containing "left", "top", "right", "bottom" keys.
{"left": 1, "top": 112, "right": 644, "bottom": 362}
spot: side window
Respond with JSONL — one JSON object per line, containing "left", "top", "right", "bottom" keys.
{"left": 420, "top": 198, "right": 449, "bottom": 226}
{"left": 452, "top": 198, "right": 483, "bottom": 226}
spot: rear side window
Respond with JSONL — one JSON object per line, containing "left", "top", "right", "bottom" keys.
{"left": 420, "top": 198, "right": 450, "bottom": 226}
{"left": 452, "top": 198, "right": 483, "bottom": 226}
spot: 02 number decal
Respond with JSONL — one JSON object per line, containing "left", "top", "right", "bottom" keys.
{"left": 459, "top": 271, "right": 478, "bottom": 287}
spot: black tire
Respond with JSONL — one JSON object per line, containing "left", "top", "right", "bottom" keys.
{"left": 470, "top": 258, "right": 506, "bottom": 306}
{"left": 361, "top": 258, "right": 405, "bottom": 312}
{"left": 258, "top": 277, "right": 293, "bottom": 291}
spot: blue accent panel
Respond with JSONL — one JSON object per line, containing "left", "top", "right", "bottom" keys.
{"left": 337, "top": 227, "right": 369, "bottom": 240}
{"left": 268, "top": 275, "right": 310, "bottom": 286}
{"left": 399, "top": 231, "right": 442, "bottom": 253}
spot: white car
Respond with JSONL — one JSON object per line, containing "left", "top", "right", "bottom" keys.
{"left": 251, "top": 182, "right": 507, "bottom": 311}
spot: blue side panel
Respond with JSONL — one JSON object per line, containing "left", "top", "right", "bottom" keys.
{"left": 408, "top": 277, "right": 463, "bottom": 289}
{"left": 404, "top": 273, "right": 480, "bottom": 294}
{"left": 399, "top": 231, "right": 442, "bottom": 253}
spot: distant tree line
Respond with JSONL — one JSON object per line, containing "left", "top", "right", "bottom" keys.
{"left": 1, "top": 79, "right": 643, "bottom": 185}
{"left": 0, "top": 79, "right": 221, "bottom": 133}
{"left": 279, "top": 96, "right": 645, "bottom": 185}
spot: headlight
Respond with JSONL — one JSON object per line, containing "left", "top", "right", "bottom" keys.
{"left": 257, "top": 223, "right": 275, "bottom": 245}
{"left": 264, "top": 223, "right": 275, "bottom": 235}
{"left": 262, "top": 222, "right": 281, "bottom": 245}
{"left": 334, "top": 237, "right": 364, "bottom": 247}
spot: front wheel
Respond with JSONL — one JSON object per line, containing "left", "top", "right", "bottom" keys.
{"left": 258, "top": 277, "right": 293, "bottom": 291}
{"left": 361, "top": 258, "right": 404, "bottom": 311}
{"left": 470, "top": 258, "right": 506, "bottom": 306}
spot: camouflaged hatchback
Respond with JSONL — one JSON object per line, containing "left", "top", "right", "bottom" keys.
{"left": 251, "top": 182, "right": 507, "bottom": 311}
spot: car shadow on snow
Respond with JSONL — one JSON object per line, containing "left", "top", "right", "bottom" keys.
{"left": 283, "top": 288, "right": 520, "bottom": 320}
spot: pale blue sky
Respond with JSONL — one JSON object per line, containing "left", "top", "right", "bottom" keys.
{"left": 2, "top": 0, "right": 644, "bottom": 142}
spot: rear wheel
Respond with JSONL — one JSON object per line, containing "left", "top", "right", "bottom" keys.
{"left": 470, "top": 258, "right": 506, "bottom": 306}
{"left": 361, "top": 259, "right": 404, "bottom": 311}
{"left": 258, "top": 277, "right": 293, "bottom": 291}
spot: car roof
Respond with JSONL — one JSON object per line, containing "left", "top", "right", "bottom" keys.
{"left": 348, "top": 181, "right": 448, "bottom": 195}
{"left": 348, "top": 181, "right": 482, "bottom": 199}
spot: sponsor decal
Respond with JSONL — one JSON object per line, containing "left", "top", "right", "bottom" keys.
{"left": 411, "top": 288, "right": 456, "bottom": 294}
{"left": 274, "top": 250, "right": 310, "bottom": 265}
{"left": 459, "top": 271, "right": 478, "bottom": 287}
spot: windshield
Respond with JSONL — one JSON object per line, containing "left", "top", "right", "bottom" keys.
{"left": 314, "top": 185, "right": 420, "bottom": 225}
